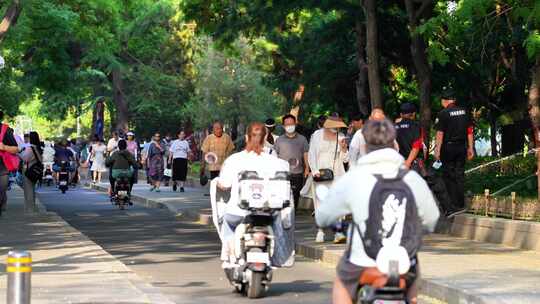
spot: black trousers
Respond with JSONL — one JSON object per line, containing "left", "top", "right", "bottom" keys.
{"left": 210, "top": 170, "right": 220, "bottom": 180}
{"left": 441, "top": 143, "right": 466, "bottom": 211}
{"left": 289, "top": 173, "right": 304, "bottom": 210}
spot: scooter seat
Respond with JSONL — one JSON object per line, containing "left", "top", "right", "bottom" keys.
{"left": 359, "top": 267, "right": 407, "bottom": 289}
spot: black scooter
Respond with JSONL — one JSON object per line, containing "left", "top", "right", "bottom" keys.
{"left": 57, "top": 161, "right": 70, "bottom": 194}
{"left": 111, "top": 176, "right": 132, "bottom": 210}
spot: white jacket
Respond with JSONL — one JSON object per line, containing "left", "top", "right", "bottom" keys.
{"left": 315, "top": 148, "right": 440, "bottom": 267}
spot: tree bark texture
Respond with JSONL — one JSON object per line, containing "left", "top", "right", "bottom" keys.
{"left": 0, "top": 0, "right": 22, "bottom": 44}
{"left": 364, "top": 0, "right": 383, "bottom": 110}
{"left": 111, "top": 68, "right": 129, "bottom": 133}
{"left": 355, "top": 19, "right": 370, "bottom": 116}
{"left": 404, "top": 0, "right": 433, "bottom": 149}
{"left": 527, "top": 57, "right": 540, "bottom": 201}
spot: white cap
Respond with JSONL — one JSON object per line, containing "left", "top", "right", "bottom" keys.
{"left": 126, "top": 131, "right": 134, "bottom": 136}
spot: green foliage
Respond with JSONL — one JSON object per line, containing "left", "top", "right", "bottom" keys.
{"left": 184, "top": 38, "right": 284, "bottom": 130}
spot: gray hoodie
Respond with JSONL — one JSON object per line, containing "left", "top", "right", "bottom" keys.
{"left": 315, "top": 148, "right": 440, "bottom": 267}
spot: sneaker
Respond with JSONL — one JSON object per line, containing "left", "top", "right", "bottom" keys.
{"left": 180, "top": 187, "right": 185, "bottom": 192}
{"left": 315, "top": 230, "right": 325, "bottom": 243}
{"left": 334, "top": 232, "right": 347, "bottom": 244}
{"left": 173, "top": 184, "right": 177, "bottom": 192}
{"left": 446, "top": 208, "right": 467, "bottom": 219}
{"left": 155, "top": 188, "right": 161, "bottom": 193}
{"left": 149, "top": 186, "right": 155, "bottom": 192}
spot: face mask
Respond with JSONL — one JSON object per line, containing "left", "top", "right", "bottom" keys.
{"left": 329, "top": 128, "right": 338, "bottom": 134}
{"left": 285, "top": 125, "right": 296, "bottom": 134}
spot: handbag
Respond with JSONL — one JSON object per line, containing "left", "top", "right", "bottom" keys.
{"left": 25, "top": 146, "right": 44, "bottom": 183}
{"left": 313, "top": 137, "right": 339, "bottom": 182}
{"left": 0, "top": 124, "right": 20, "bottom": 172}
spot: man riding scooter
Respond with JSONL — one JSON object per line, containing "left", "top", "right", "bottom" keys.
{"left": 53, "top": 140, "right": 75, "bottom": 184}
{"left": 106, "top": 140, "right": 137, "bottom": 206}
{"left": 316, "top": 119, "right": 440, "bottom": 304}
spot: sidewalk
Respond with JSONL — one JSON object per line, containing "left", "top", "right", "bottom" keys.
{"left": 89, "top": 181, "right": 540, "bottom": 304}
{"left": 0, "top": 187, "right": 174, "bottom": 304}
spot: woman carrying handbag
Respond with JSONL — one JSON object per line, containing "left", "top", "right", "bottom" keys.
{"left": 20, "top": 132, "right": 43, "bottom": 212}
{"left": 306, "top": 115, "right": 349, "bottom": 243}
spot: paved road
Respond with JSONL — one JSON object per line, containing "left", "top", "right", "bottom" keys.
{"left": 37, "top": 186, "right": 334, "bottom": 304}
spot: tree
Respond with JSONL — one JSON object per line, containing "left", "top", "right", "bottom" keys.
{"left": 363, "top": 0, "right": 384, "bottom": 109}
{"left": 0, "top": 0, "right": 22, "bottom": 44}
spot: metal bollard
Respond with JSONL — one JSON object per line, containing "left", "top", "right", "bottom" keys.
{"left": 6, "top": 250, "right": 31, "bottom": 304}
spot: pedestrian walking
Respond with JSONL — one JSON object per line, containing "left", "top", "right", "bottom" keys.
{"left": 434, "top": 88, "right": 475, "bottom": 218}
{"left": 200, "top": 121, "right": 235, "bottom": 180}
{"left": 107, "top": 131, "right": 121, "bottom": 196}
{"left": 148, "top": 132, "right": 165, "bottom": 192}
{"left": 169, "top": 130, "right": 191, "bottom": 192}
{"left": 162, "top": 133, "right": 173, "bottom": 187}
{"left": 126, "top": 132, "right": 139, "bottom": 190}
{"left": 395, "top": 103, "right": 425, "bottom": 174}
{"left": 90, "top": 137, "right": 107, "bottom": 184}
{"left": 20, "top": 131, "right": 43, "bottom": 212}
{"left": 0, "top": 110, "right": 20, "bottom": 216}
{"left": 305, "top": 114, "right": 349, "bottom": 243}
{"left": 274, "top": 114, "right": 309, "bottom": 209}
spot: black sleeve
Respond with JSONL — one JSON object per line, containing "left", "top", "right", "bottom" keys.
{"left": 434, "top": 111, "right": 448, "bottom": 132}
{"left": 2, "top": 128, "right": 18, "bottom": 146}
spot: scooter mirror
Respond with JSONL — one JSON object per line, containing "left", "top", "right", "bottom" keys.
{"left": 315, "top": 184, "right": 330, "bottom": 201}
{"left": 205, "top": 152, "right": 218, "bottom": 165}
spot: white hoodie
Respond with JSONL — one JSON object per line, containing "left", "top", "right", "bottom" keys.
{"left": 315, "top": 148, "right": 440, "bottom": 267}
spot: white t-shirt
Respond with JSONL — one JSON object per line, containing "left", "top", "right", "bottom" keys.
{"left": 170, "top": 139, "right": 190, "bottom": 159}
{"left": 107, "top": 138, "right": 119, "bottom": 153}
{"left": 219, "top": 150, "right": 289, "bottom": 216}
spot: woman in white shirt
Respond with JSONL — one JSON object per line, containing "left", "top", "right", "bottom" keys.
{"left": 168, "top": 130, "right": 191, "bottom": 192}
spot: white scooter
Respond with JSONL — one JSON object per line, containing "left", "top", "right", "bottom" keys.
{"left": 210, "top": 171, "right": 295, "bottom": 299}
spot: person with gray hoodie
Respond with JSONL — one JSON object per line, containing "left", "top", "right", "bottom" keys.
{"left": 316, "top": 118, "right": 440, "bottom": 304}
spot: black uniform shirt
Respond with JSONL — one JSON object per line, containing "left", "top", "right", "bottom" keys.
{"left": 435, "top": 104, "right": 472, "bottom": 144}
{"left": 395, "top": 119, "right": 422, "bottom": 160}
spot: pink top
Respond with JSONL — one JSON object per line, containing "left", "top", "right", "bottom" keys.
{"left": 127, "top": 141, "right": 138, "bottom": 160}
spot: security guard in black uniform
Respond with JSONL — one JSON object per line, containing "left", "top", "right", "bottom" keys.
{"left": 395, "top": 103, "right": 425, "bottom": 174}
{"left": 434, "top": 88, "right": 474, "bottom": 217}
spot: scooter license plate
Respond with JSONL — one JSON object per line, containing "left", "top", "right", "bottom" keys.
{"left": 118, "top": 191, "right": 128, "bottom": 196}
{"left": 246, "top": 252, "right": 270, "bottom": 264}
{"left": 373, "top": 301, "right": 406, "bottom": 304}
{"left": 59, "top": 181, "right": 67, "bottom": 186}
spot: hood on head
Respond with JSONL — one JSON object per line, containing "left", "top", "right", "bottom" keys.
{"left": 355, "top": 148, "right": 404, "bottom": 175}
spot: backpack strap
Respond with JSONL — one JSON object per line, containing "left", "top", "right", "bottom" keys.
{"left": 372, "top": 169, "right": 409, "bottom": 182}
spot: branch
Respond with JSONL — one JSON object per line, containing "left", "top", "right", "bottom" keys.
{"left": 414, "top": 0, "right": 432, "bottom": 21}
{"left": 0, "top": 0, "right": 22, "bottom": 44}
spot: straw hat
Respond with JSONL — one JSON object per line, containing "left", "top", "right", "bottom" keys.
{"left": 323, "top": 115, "right": 347, "bottom": 129}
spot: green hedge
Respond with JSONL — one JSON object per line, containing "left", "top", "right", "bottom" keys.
{"left": 465, "top": 155, "right": 537, "bottom": 198}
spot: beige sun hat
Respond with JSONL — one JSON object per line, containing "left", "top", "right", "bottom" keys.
{"left": 323, "top": 115, "right": 348, "bottom": 129}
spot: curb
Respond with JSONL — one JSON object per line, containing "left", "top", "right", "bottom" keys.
{"left": 34, "top": 192, "right": 176, "bottom": 304}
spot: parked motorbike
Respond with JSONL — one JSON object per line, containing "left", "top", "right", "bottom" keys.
{"left": 57, "top": 161, "right": 70, "bottom": 194}
{"left": 112, "top": 176, "right": 132, "bottom": 210}
{"left": 210, "top": 171, "right": 294, "bottom": 299}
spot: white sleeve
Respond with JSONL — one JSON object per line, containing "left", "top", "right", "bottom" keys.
{"left": 308, "top": 131, "right": 321, "bottom": 174}
{"left": 218, "top": 156, "right": 237, "bottom": 188}
{"left": 315, "top": 173, "right": 353, "bottom": 227}
{"left": 349, "top": 131, "right": 361, "bottom": 165}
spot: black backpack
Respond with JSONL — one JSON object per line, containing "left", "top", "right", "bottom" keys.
{"left": 355, "top": 169, "right": 422, "bottom": 260}
{"left": 25, "top": 146, "right": 44, "bottom": 183}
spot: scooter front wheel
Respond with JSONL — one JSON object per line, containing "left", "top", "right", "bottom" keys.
{"left": 247, "top": 272, "right": 265, "bottom": 299}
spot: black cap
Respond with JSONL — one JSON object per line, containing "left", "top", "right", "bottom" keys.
{"left": 441, "top": 87, "right": 456, "bottom": 100}
{"left": 400, "top": 103, "right": 417, "bottom": 114}
{"left": 265, "top": 118, "right": 276, "bottom": 128}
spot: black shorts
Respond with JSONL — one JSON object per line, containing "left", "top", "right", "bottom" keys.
{"left": 336, "top": 253, "right": 418, "bottom": 300}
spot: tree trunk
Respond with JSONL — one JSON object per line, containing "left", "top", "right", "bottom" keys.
{"left": 355, "top": 19, "right": 370, "bottom": 116}
{"left": 0, "top": 0, "right": 22, "bottom": 44}
{"left": 527, "top": 57, "right": 540, "bottom": 200}
{"left": 489, "top": 110, "right": 498, "bottom": 157}
{"left": 363, "top": 0, "right": 383, "bottom": 110}
{"left": 404, "top": 0, "right": 433, "bottom": 148}
{"left": 111, "top": 68, "right": 129, "bottom": 133}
